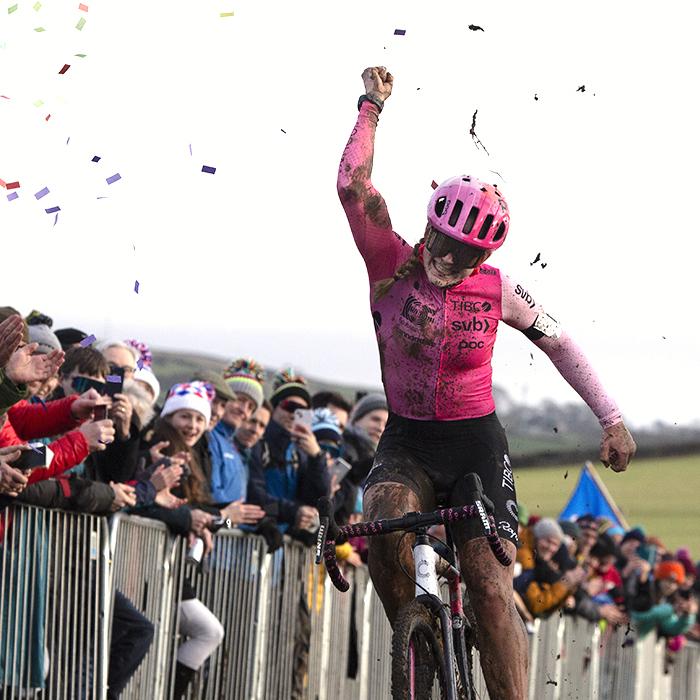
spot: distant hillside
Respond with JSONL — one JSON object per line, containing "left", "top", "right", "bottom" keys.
{"left": 150, "top": 349, "right": 700, "bottom": 463}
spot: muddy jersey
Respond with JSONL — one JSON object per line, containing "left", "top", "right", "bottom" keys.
{"left": 338, "top": 102, "right": 622, "bottom": 427}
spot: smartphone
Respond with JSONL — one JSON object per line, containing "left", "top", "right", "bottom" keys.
{"left": 93, "top": 404, "right": 108, "bottom": 421}
{"left": 636, "top": 543, "right": 657, "bottom": 566}
{"left": 105, "top": 367, "right": 125, "bottom": 397}
{"left": 328, "top": 457, "right": 352, "bottom": 483}
{"left": 14, "top": 443, "right": 54, "bottom": 471}
{"left": 294, "top": 408, "right": 313, "bottom": 430}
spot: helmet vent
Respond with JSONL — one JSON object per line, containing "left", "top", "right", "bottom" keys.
{"left": 448, "top": 200, "right": 464, "bottom": 227}
{"left": 462, "top": 206, "right": 480, "bottom": 235}
{"left": 480, "top": 187, "right": 487, "bottom": 192}
{"left": 476, "top": 214, "right": 494, "bottom": 240}
{"left": 435, "top": 196, "right": 447, "bottom": 218}
{"left": 462, "top": 177, "right": 471, "bottom": 182}
{"left": 493, "top": 221, "right": 506, "bottom": 242}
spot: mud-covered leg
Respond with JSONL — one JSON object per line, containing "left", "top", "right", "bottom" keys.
{"left": 458, "top": 537, "right": 528, "bottom": 700}
{"left": 363, "top": 481, "right": 432, "bottom": 626}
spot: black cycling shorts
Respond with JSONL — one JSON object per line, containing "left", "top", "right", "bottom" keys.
{"left": 365, "top": 411, "right": 519, "bottom": 545}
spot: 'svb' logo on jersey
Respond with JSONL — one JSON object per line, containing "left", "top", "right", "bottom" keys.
{"left": 401, "top": 295, "right": 437, "bottom": 327}
{"left": 502, "top": 454, "right": 515, "bottom": 492}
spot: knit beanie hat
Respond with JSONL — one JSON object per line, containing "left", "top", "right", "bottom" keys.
{"left": 311, "top": 408, "right": 342, "bottom": 443}
{"left": 134, "top": 367, "right": 160, "bottom": 404}
{"left": 161, "top": 381, "right": 214, "bottom": 425}
{"left": 190, "top": 371, "right": 236, "bottom": 402}
{"left": 0, "top": 307, "right": 29, "bottom": 344}
{"left": 676, "top": 547, "right": 698, "bottom": 578}
{"left": 269, "top": 367, "right": 311, "bottom": 408}
{"left": 352, "top": 393, "right": 388, "bottom": 423}
{"left": 532, "top": 518, "right": 565, "bottom": 543}
{"left": 655, "top": 561, "right": 685, "bottom": 584}
{"left": 559, "top": 520, "right": 583, "bottom": 543}
{"left": 223, "top": 358, "right": 265, "bottom": 410}
{"left": 125, "top": 339, "right": 153, "bottom": 369}
{"left": 25, "top": 311, "right": 61, "bottom": 354}
{"left": 53, "top": 327, "right": 88, "bottom": 349}
{"left": 621, "top": 527, "right": 646, "bottom": 546}
{"left": 576, "top": 514, "right": 598, "bottom": 532}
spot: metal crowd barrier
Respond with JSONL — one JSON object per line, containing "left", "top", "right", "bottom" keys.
{"left": 3, "top": 502, "right": 700, "bottom": 700}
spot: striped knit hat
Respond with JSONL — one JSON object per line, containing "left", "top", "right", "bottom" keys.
{"left": 223, "top": 358, "right": 265, "bottom": 410}
{"left": 269, "top": 366, "right": 311, "bottom": 408}
{"left": 161, "top": 381, "right": 215, "bottom": 424}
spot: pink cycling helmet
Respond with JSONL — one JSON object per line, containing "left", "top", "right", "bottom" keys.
{"left": 427, "top": 175, "right": 510, "bottom": 251}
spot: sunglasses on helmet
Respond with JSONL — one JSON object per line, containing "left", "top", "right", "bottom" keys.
{"left": 71, "top": 376, "right": 107, "bottom": 395}
{"left": 425, "top": 227, "right": 487, "bottom": 270}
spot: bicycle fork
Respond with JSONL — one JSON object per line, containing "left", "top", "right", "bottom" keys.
{"left": 413, "top": 532, "right": 462, "bottom": 699}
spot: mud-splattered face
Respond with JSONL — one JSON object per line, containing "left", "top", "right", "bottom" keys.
{"left": 423, "top": 246, "right": 491, "bottom": 288}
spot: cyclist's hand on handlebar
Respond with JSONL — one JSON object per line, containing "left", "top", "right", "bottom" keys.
{"left": 600, "top": 421, "right": 636, "bottom": 472}
{"left": 361, "top": 66, "right": 393, "bottom": 101}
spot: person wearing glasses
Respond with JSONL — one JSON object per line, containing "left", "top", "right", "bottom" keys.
{"left": 337, "top": 66, "right": 637, "bottom": 700}
{"left": 247, "top": 368, "right": 331, "bottom": 537}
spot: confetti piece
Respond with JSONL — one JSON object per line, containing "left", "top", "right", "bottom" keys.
{"left": 45, "top": 205, "right": 60, "bottom": 213}
{"left": 33, "top": 99, "right": 43, "bottom": 107}
{"left": 66, "top": 136, "right": 70, "bottom": 143}
{"left": 37, "top": 397, "right": 47, "bottom": 411}
{"left": 78, "top": 2, "right": 88, "bottom": 9}
{"left": 91, "top": 155, "right": 100, "bottom": 162}
{"left": 220, "top": 11, "right": 234, "bottom": 17}
{"left": 6, "top": 181, "right": 20, "bottom": 189}
{"left": 34, "top": 186, "right": 49, "bottom": 199}
{"left": 29, "top": 443, "right": 42, "bottom": 454}
{"left": 201, "top": 165, "right": 216, "bottom": 174}
{"left": 431, "top": 180, "right": 438, "bottom": 190}
{"left": 75, "top": 53, "right": 86, "bottom": 57}
{"left": 59, "top": 64, "right": 70, "bottom": 74}
{"left": 106, "top": 375, "right": 121, "bottom": 383}
{"left": 45, "top": 114, "right": 50, "bottom": 121}
{"left": 0, "top": 178, "right": 4, "bottom": 188}
{"left": 76, "top": 17, "right": 86, "bottom": 30}
{"left": 134, "top": 280, "right": 139, "bottom": 293}
{"left": 96, "top": 196, "right": 107, "bottom": 199}
{"left": 1, "top": 95, "right": 10, "bottom": 99}
{"left": 394, "top": 29, "right": 406, "bottom": 35}
{"left": 34, "top": 27, "right": 45, "bottom": 32}
{"left": 136, "top": 358, "right": 144, "bottom": 370}
{"left": 33, "top": 1, "right": 41, "bottom": 9}
{"left": 188, "top": 143, "right": 192, "bottom": 155}
{"left": 8, "top": 4, "right": 18, "bottom": 13}
{"left": 53, "top": 213, "right": 59, "bottom": 226}
{"left": 106, "top": 173, "right": 121, "bottom": 184}
{"left": 281, "top": 129, "right": 286, "bottom": 133}
{"left": 7, "top": 192, "right": 18, "bottom": 201}
{"left": 80, "top": 334, "right": 96, "bottom": 347}
{"left": 56, "top": 95, "right": 67, "bottom": 102}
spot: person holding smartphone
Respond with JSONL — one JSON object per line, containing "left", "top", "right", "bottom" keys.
{"left": 337, "top": 66, "right": 636, "bottom": 700}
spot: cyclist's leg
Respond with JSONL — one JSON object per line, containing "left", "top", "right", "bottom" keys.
{"left": 363, "top": 454, "right": 437, "bottom": 626}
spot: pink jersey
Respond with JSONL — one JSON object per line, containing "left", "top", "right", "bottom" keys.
{"left": 338, "top": 103, "right": 622, "bottom": 427}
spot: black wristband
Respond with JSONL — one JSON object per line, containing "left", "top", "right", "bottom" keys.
{"left": 358, "top": 93, "right": 384, "bottom": 114}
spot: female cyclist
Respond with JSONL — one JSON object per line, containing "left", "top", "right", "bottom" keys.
{"left": 337, "top": 66, "right": 636, "bottom": 700}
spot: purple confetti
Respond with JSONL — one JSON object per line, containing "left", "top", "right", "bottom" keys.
{"left": 106, "top": 173, "right": 121, "bottom": 185}
{"left": 29, "top": 443, "right": 42, "bottom": 454}
{"left": 92, "top": 155, "right": 100, "bottom": 162}
{"left": 189, "top": 143, "right": 192, "bottom": 155}
{"left": 67, "top": 137, "right": 70, "bottom": 144}
{"left": 136, "top": 358, "right": 144, "bottom": 370}
{"left": 134, "top": 280, "right": 139, "bottom": 293}
{"left": 45, "top": 205, "right": 60, "bottom": 213}
{"left": 53, "top": 213, "right": 59, "bottom": 226}
{"left": 201, "top": 165, "right": 216, "bottom": 174}
{"left": 98, "top": 439, "right": 112, "bottom": 445}
{"left": 96, "top": 196, "right": 108, "bottom": 199}
{"left": 281, "top": 129, "right": 286, "bottom": 133}
{"left": 394, "top": 28, "right": 406, "bottom": 35}
{"left": 7, "top": 192, "right": 18, "bottom": 202}
{"left": 38, "top": 397, "right": 48, "bottom": 411}
{"left": 34, "top": 186, "right": 50, "bottom": 200}
{"left": 106, "top": 375, "right": 121, "bottom": 383}
{"left": 80, "top": 334, "right": 96, "bottom": 347}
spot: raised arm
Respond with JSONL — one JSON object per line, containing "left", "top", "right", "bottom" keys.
{"left": 338, "top": 67, "right": 405, "bottom": 284}
{"left": 501, "top": 274, "right": 636, "bottom": 472}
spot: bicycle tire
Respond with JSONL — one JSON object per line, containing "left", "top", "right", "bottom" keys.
{"left": 391, "top": 600, "right": 448, "bottom": 700}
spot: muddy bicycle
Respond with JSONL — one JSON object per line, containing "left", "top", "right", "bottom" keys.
{"left": 316, "top": 473, "right": 511, "bottom": 700}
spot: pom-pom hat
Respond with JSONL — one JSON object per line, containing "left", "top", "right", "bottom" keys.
{"left": 161, "top": 381, "right": 214, "bottom": 425}
{"left": 26, "top": 310, "right": 61, "bottom": 354}
{"left": 270, "top": 367, "right": 311, "bottom": 408}
{"left": 223, "top": 358, "right": 265, "bottom": 410}
{"left": 311, "top": 408, "right": 342, "bottom": 443}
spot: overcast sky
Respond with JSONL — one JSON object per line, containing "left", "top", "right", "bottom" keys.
{"left": 2, "top": 0, "right": 698, "bottom": 428}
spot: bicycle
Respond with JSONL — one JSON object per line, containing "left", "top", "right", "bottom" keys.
{"left": 316, "top": 473, "right": 512, "bottom": 700}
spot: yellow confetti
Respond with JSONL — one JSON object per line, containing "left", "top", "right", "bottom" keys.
{"left": 220, "top": 11, "right": 234, "bottom": 17}
{"left": 33, "top": 99, "right": 44, "bottom": 107}
{"left": 33, "top": 1, "right": 41, "bottom": 9}
{"left": 55, "top": 95, "right": 67, "bottom": 103}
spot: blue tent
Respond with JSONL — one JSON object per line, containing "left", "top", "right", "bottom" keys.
{"left": 559, "top": 461, "right": 628, "bottom": 528}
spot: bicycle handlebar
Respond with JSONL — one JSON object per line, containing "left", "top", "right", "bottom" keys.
{"left": 316, "top": 473, "right": 512, "bottom": 592}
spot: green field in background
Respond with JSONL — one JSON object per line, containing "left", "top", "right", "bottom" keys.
{"left": 514, "top": 454, "right": 700, "bottom": 557}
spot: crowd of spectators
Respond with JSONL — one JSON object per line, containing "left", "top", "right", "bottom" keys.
{"left": 1, "top": 306, "right": 698, "bottom": 696}
{"left": 0, "top": 307, "right": 389, "bottom": 698}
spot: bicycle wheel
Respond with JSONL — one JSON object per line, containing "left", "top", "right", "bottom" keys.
{"left": 391, "top": 600, "right": 448, "bottom": 700}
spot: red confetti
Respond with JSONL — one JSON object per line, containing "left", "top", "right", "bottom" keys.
{"left": 59, "top": 64, "right": 70, "bottom": 74}
{"left": 6, "top": 181, "right": 20, "bottom": 190}
{"left": 0, "top": 178, "right": 5, "bottom": 188}
{"left": 78, "top": 2, "right": 88, "bottom": 9}
{"left": 431, "top": 180, "right": 438, "bottom": 190}
{"left": 45, "top": 114, "right": 51, "bottom": 121}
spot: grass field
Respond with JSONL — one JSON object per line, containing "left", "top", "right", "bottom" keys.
{"left": 514, "top": 453, "right": 700, "bottom": 558}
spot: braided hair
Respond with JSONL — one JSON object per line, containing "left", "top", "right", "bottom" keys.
{"left": 372, "top": 232, "right": 426, "bottom": 303}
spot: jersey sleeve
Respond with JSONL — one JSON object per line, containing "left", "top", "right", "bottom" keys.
{"left": 337, "top": 102, "right": 409, "bottom": 284}
{"left": 501, "top": 274, "right": 622, "bottom": 429}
